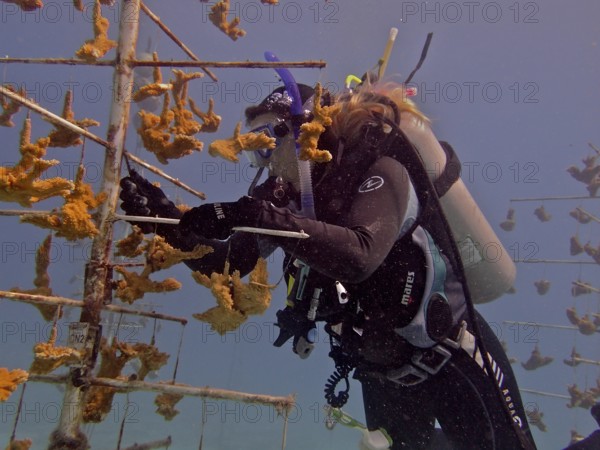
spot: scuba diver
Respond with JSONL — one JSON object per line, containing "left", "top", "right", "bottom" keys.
{"left": 119, "top": 54, "right": 600, "bottom": 447}
{"left": 120, "top": 77, "right": 538, "bottom": 449}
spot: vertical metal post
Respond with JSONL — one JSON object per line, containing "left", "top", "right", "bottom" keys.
{"left": 48, "top": 1, "right": 140, "bottom": 447}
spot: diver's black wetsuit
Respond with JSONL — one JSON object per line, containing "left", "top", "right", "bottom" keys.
{"left": 156, "top": 152, "right": 536, "bottom": 450}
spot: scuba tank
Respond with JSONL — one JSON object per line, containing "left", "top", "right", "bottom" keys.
{"left": 348, "top": 29, "right": 515, "bottom": 304}
{"left": 398, "top": 113, "right": 516, "bottom": 303}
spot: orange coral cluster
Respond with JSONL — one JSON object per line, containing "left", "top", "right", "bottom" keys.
{"left": 209, "top": 0, "right": 246, "bottom": 41}
{"left": 114, "top": 235, "right": 212, "bottom": 303}
{"left": 192, "top": 258, "right": 272, "bottom": 334}
{"left": 30, "top": 322, "right": 82, "bottom": 375}
{"left": 0, "top": 117, "right": 73, "bottom": 207}
{"left": 0, "top": 86, "right": 25, "bottom": 127}
{"left": 10, "top": 235, "right": 61, "bottom": 321}
{"left": 75, "top": 0, "right": 117, "bottom": 62}
{"left": 297, "top": 83, "right": 340, "bottom": 163}
{"left": 46, "top": 91, "right": 99, "bottom": 148}
{"left": 566, "top": 306, "right": 599, "bottom": 335}
{"left": 133, "top": 342, "right": 169, "bottom": 381}
{"left": 22, "top": 164, "right": 107, "bottom": 240}
{"left": 208, "top": 122, "right": 275, "bottom": 162}
{"left": 82, "top": 338, "right": 170, "bottom": 423}
{"left": 136, "top": 57, "right": 212, "bottom": 164}
{"left": 114, "top": 267, "right": 181, "bottom": 304}
{"left": 83, "top": 338, "right": 138, "bottom": 423}
{"left": 567, "top": 383, "right": 599, "bottom": 409}
{"left": 115, "top": 225, "right": 145, "bottom": 258}
{"left": 0, "top": 367, "right": 28, "bottom": 402}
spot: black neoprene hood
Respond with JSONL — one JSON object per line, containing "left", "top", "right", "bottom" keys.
{"left": 244, "top": 84, "right": 316, "bottom": 124}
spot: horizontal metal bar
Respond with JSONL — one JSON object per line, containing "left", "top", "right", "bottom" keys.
{"left": 0, "top": 290, "right": 188, "bottom": 325}
{"left": 0, "top": 85, "right": 112, "bottom": 149}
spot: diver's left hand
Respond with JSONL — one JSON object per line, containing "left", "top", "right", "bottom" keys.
{"left": 178, "top": 196, "right": 260, "bottom": 240}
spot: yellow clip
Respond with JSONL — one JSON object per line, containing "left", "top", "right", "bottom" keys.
{"left": 344, "top": 74, "right": 362, "bottom": 90}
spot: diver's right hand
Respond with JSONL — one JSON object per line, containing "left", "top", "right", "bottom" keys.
{"left": 119, "top": 170, "right": 182, "bottom": 234}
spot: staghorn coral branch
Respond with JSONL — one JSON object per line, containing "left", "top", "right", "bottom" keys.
{"left": 139, "top": 2, "right": 217, "bottom": 82}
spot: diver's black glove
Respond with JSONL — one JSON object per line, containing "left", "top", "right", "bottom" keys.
{"left": 273, "top": 306, "right": 317, "bottom": 359}
{"left": 178, "top": 196, "right": 260, "bottom": 240}
{"left": 119, "top": 170, "right": 182, "bottom": 234}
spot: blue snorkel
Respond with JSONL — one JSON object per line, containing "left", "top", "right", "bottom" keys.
{"left": 264, "top": 51, "right": 316, "bottom": 220}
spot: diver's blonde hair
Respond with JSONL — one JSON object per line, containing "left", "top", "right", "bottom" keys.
{"left": 330, "top": 81, "right": 428, "bottom": 148}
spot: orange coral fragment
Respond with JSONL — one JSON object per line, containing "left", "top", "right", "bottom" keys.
{"left": 155, "top": 391, "right": 183, "bottom": 421}
{"left": 209, "top": 0, "right": 246, "bottom": 41}
{"left": 114, "top": 236, "right": 212, "bottom": 303}
{"left": 115, "top": 226, "right": 145, "bottom": 258}
{"left": 521, "top": 345, "right": 553, "bottom": 370}
{"left": 132, "top": 342, "right": 169, "bottom": 381}
{"left": 0, "top": 86, "right": 25, "bottom": 127}
{"left": 132, "top": 83, "right": 172, "bottom": 103}
{"left": 138, "top": 93, "right": 203, "bottom": 164}
{"left": 189, "top": 97, "right": 221, "bottom": 133}
{"left": 2, "top": 0, "right": 42, "bottom": 11}
{"left": 231, "top": 257, "right": 271, "bottom": 315}
{"left": 46, "top": 91, "right": 100, "bottom": 148}
{"left": 0, "top": 117, "right": 73, "bottom": 207}
{"left": 114, "top": 266, "right": 181, "bottom": 304}
{"left": 83, "top": 338, "right": 137, "bottom": 423}
{"left": 135, "top": 54, "right": 208, "bottom": 163}
{"left": 5, "top": 439, "right": 33, "bottom": 450}
{"left": 30, "top": 324, "right": 82, "bottom": 375}
{"left": 297, "top": 83, "right": 340, "bottom": 163}
{"left": 10, "top": 235, "right": 61, "bottom": 321}
{"left": 208, "top": 122, "right": 275, "bottom": 162}
{"left": 21, "top": 164, "right": 106, "bottom": 240}
{"left": 145, "top": 235, "right": 213, "bottom": 273}
{"left": 192, "top": 258, "right": 272, "bottom": 334}
{"left": 526, "top": 409, "right": 547, "bottom": 432}
{"left": 0, "top": 367, "right": 28, "bottom": 402}
{"left": 75, "top": 0, "right": 117, "bottom": 62}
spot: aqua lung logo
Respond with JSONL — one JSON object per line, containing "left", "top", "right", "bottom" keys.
{"left": 401, "top": 271, "right": 415, "bottom": 305}
{"left": 358, "top": 176, "right": 385, "bottom": 193}
{"left": 491, "top": 358, "right": 524, "bottom": 428}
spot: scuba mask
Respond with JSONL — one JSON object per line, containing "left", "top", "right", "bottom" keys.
{"left": 246, "top": 118, "right": 292, "bottom": 167}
